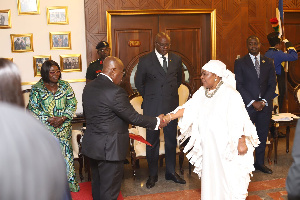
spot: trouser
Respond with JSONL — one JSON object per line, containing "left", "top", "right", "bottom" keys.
{"left": 146, "top": 119, "right": 178, "bottom": 176}
{"left": 89, "top": 158, "right": 124, "bottom": 200}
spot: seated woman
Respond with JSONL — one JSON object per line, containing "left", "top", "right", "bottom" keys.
{"left": 27, "top": 60, "right": 80, "bottom": 192}
{"left": 164, "top": 60, "right": 260, "bottom": 200}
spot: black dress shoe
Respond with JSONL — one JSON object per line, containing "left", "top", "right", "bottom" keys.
{"left": 165, "top": 172, "right": 186, "bottom": 184}
{"left": 146, "top": 175, "right": 158, "bottom": 189}
{"left": 254, "top": 163, "right": 273, "bottom": 174}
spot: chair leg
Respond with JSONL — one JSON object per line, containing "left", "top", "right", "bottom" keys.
{"left": 83, "top": 155, "right": 91, "bottom": 181}
{"left": 130, "top": 151, "right": 137, "bottom": 180}
{"left": 78, "top": 155, "right": 84, "bottom": 182}
{"left": 179, "top": 149, "right": 184, "bottom": 175}
{"left": 189, "top": 163, "right": 192, "bottom": 175}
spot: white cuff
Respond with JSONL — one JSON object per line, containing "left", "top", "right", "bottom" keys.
{"left": 155, "top": 117, "right": 160, "bottom": 130}
{"left": 247, "top": 100, "right": 255, "bottom": 107}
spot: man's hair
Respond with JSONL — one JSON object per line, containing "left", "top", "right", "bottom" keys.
{"left": 247, "top": 35, "right": 260, "bottom": 43}
{"left": 0, "top": 58, "right": 24, "bottom": 107}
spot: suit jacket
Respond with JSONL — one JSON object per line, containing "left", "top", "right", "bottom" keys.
{"left": 135, "top": 51, "right": 182, "bottom": 116}
{"left": 234, "top": 54, "right": 276, "bottom": 114}
{"left": 286, "top": 121, "right": 300, "bottom": 199}
{"left": 82, "top": 74, "right": 157, "bottom": 161}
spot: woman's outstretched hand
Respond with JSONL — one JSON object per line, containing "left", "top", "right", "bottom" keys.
{"left": 238, "top": 136, "right": 248, "bottom": 155}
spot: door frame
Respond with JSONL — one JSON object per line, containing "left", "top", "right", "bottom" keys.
{"left": 106, "top": 9, "right": 217, "bottom": 60}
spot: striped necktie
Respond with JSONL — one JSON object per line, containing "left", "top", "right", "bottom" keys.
{"left": 255, "top": 56, "right": 260, "bottom": 78}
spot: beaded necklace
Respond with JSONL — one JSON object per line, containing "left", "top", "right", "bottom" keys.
{"left": 205, "top": 81, "right": 224, "bottom": 98}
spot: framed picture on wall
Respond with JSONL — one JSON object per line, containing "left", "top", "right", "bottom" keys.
{"left": 60, "top": 54, "right": 82, "bottom": 72}
{"left": 4, "top": 58, "right": 13, "bottom": 62}
{"left": 47, "top": 6, "right": 68, "bottom": 25}
{"left": 17, "top": 0, "right": 40, "bottom": 15}
{"left": 10, "top": 33, "right": 34, "bottom": 53}
{"left": 50, "top": 32, "right": 71, "bottom": 50}
{"left": 33, "top": 55, "right": 51, "bottom": 77}
{"left": 0, "top": 10, "right": 12, "bottom": 28}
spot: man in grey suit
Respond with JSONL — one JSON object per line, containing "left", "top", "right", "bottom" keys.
{"left": 286, "top": 121, "right": 300, "bottom": 200}
{"left": 135, "top": 32, "right": 185, "bottom": 189}
{"left": 234, "top": 35, "right": 276, "bottom": 174}
{"left": 82, "top": 56, "right": 166, "bottom": 200}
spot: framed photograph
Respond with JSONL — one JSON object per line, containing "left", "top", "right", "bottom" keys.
{"left": 47, "top": 6, "right": 68, "bottom": 25}
{"left": 11, "top": 33, "right": 34, "bottom": 53}
{"left": 60, "top": 54, "right": 82, "bottom": 72}
{"left": 0, "top": 10, "right": 12, "bottom": 28}
{"left": 3, "top": 58, "right": 13, "bottom": 62}
{"left": 50, "top": 32, "right": 71, "bottom": 50}
{"left": 17, "top": 0, "right": 40, "bottom": 15}
{"left": 33, "top": 55, "right": 51, "bottom": 77}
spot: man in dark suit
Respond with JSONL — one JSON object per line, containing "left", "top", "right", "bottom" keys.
{"left": 82, "top": 56, "right": 166, "bottom": 200}
{"left": 234, "top": 35, "right": 276, "bottom": 174}
{"left": 135, "top": 32, "right": 185, "bottom": 189}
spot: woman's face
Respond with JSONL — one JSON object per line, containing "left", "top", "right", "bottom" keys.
{"left": 48, "top": 65, "right": 61, "bottom": 84}
{"left": 200, "top": 69, "right": 216, "bottom": 89}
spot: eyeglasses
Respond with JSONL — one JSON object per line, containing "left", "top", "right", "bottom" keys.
{"left": 49, "top": 70, "right": 61, "bottom": 75}
{"left": 156, "top": 42, "right": 171, "bottom": 48}
{"left": 99, "top": 48, "right": 111, "bottom": 53}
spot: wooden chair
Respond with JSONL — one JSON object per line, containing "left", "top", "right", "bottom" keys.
{"left": 129, "top": 83, "right": 191, "bottom": 179}
{"left": 22, "top": 89, "right": 31, "bottom": 109}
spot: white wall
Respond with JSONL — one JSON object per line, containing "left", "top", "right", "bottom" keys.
{"left": 0, "top": 0, "right": 87, "bottom": 114}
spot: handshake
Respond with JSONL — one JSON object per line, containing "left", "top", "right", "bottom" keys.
{"left": 157, "top": 114, "right": 172, "bottom": 129}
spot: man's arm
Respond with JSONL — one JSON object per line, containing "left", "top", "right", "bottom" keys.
{"left": 86, "top": 64, "right": 96, "bottom": 83}
{"left": 135, "top": 60, "right": 146, "bottom": 97}
{"left": 112, "top": 88, "right": 158, "bottom": 129}
{"left": 177, "top": 58, "right": 183, "bottom": 88}
{"left": 234, "top": 59, "right": 254, "bottom": 105}
{"left": 262, "top": 58, "right": 277, "bottom": 102}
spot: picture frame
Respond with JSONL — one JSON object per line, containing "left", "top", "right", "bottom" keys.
{"left": 33, "top": 55, "right": 51, "bottom": 77}
{"left": 0, "top": 10, "right": 12, "bottom": 29}
{"left": 60, "top": 54, "right": 82, "bottom": 72}
{"left": 50, "top": 32, "right": 71, "bottom": 50}
{"left": 47, "top": 6, "right": 68, "bottom": 25}
{"left": 4, "top": 58, "right": 13, "bottom": 62}
{"left": 10, "top": 33, "right": 34, "bottom": 53}
{"left": 17, "top": 0, "right": 40, "bottom": 15}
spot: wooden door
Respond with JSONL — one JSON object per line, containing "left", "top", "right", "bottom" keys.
{"left": 107, "top": 9, "right": 216, "bottom": 95}
{"left": 282, "top": 10, "right": 300, "bottom": 114}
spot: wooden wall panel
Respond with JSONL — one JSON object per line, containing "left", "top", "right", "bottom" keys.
{"left": 84, "top": 0, "right": 300, "bottom": 111}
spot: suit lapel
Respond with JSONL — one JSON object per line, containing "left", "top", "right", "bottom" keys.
{"left": 151, "top": 51, "right": 167, "bottom": 76}
{"left": 259, "top": 55, "right": 268, "bottom": 83}
{"left": 245, "top": 54, "right": 259, "bottom": 81}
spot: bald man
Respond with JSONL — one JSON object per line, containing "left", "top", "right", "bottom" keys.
{"left": 82, "top": 56, "right": 166, "bottom": 200}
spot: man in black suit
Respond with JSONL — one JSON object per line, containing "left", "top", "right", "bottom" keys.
{"left": 234, "top": 35, "right": 276, "bottom": 174}
{"left": 135, "top": 32, "right": 185, "bottom": 189}
{"left": 82, "top": 56, "right": 166, "bottom": 200}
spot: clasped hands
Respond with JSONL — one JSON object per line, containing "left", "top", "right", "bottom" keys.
{"left": 157, "top": 114, "right": 173, "bottom": 129}
{"left": 252, "top": 100, "right": 265, "bottom": 112}
{"left": 47, "top": 116, "right": 66, "bottom": 128}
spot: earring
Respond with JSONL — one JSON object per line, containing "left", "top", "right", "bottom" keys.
{"left": 214, "top": 78, "right": 217, "bottom": 82}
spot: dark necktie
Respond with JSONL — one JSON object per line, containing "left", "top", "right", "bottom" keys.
{"left": 254, "top": 56, "right": 260, "bottom": 78}
{"left": 162, "top": 56, "right": 167, "bottom": 73}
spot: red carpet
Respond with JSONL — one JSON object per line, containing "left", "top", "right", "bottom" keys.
{"left": 71, "top": 182, "right": 124, "bottom": 200}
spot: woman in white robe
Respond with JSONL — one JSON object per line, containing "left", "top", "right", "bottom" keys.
{"left": 164, "top": 60, "right": 260, "bottom": 200}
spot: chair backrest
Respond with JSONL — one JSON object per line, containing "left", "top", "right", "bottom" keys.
{"left": 178, "top": 84, "right": 191, "bottom": 106}
{"left": 130, "top": 95, "right": 143, "bottom": 115}
{"left": 294, "top": 84, "right": 300, "bottom": 108}
{"left": 22, "top": 89, "right": 31, "bottom": 109}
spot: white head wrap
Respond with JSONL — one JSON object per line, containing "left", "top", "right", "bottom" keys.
{"left": 202, "top": 60, "right": 236, "bottom": 89}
